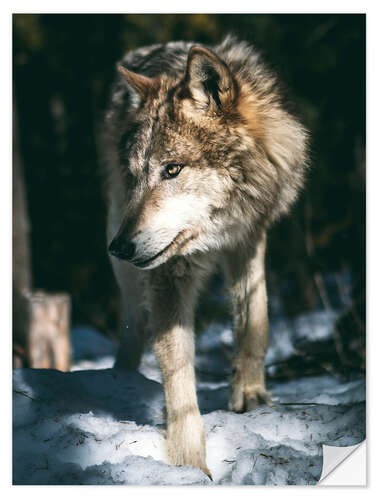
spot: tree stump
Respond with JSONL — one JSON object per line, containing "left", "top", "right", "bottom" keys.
{"left": 26, "top": 291, "right": 71, "bottom": 371}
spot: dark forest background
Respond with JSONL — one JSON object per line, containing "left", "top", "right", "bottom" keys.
{"left": 13, "top": 14, "right": 365, "bottom": 371}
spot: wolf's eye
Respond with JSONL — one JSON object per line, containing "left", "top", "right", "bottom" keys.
{"left": 164, "top": 163, "right": 184, "bottom": 179}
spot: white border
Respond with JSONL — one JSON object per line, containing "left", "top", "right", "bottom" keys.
{"left": 3, "top": 2, "right": 373, "bottom": 497}
{"left": 2, "top": 1, "right": 372, "bottom": 13}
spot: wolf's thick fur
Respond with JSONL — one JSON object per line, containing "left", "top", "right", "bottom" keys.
{"left": 103, "top": 36, "right": 308, "bottom": 476}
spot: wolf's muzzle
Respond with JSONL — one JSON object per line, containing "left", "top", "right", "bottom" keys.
{"left": 108, "top": 236, "right": 136, "bottom": 261}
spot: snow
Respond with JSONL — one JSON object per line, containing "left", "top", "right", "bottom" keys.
{"left": 70, "top": 325, "right": 117, "bottom": 371}
{"left": 13, "top": 309, "right": 365, "bottom": 485}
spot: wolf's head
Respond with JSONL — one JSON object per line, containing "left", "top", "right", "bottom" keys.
{"left": 108, "top": 44, "right": 308, "bottom": 269}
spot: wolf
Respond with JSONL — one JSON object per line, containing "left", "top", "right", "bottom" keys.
{"left": 102, "top": 35, "right": 308, "bottom": 477}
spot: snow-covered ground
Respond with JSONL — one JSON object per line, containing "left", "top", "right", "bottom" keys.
{"left": 13, "top": 309, "right": 365, "bottom": 485}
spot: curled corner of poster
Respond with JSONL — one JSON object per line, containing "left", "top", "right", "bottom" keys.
{"left": 319, "top": 440, "right": 366, "bottom": 486}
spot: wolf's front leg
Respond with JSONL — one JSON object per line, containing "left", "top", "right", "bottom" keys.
{"left": 224, "top": 232, "right": 273, "bottom": 413}
{"left": 149, "top": 264, "right": 210, "bottom": 477}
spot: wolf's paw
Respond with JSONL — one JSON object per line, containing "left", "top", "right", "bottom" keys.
{"left": 229, "top": 383, "right": 274, "bottom": 413}
{"left": 167, "top": 413, "right": 212, "bottom": 479}
{"left": 168, "top": 439, "right": 212, "bottom": 479}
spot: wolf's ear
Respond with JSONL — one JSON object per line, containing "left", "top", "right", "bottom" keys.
{"left": 117, "top": 65, "right": 158, "bottom": 102}
{"left": 184, "top": 46, "right": 236, "bottom": 111}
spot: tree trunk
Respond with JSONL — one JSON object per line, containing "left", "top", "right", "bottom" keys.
{"left": 13, "top": 102, "right": 32, "bottom": 367}
{"left": 13, "top": 101, "right": 71, "bottom": 370}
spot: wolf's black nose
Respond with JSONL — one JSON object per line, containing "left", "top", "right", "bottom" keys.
{"left": 108, "top": 237, "right": 136, "bottom": 261}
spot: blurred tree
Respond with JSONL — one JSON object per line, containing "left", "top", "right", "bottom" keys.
{"left": 13, "top": 99, "right": 71, "bottom": 370}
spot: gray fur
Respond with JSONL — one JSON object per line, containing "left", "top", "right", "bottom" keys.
{"left": 102, "top": 35, "right": 309, "bottom": 476}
